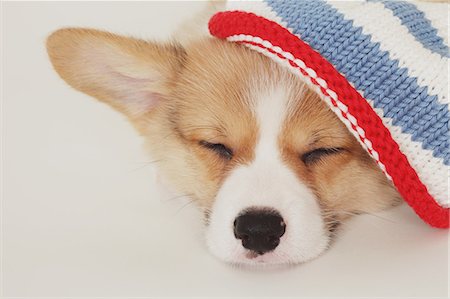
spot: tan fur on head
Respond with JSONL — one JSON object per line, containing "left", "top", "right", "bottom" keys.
{"left": 47, "top": 29, "right": 401, "bottom": 265}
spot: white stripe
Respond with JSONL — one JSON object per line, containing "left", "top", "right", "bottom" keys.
{"left": 329, "top": 1, "right": 449, "bottom": 105}
{"left": 205, "top": 84, "right": 329, "bottom": 265}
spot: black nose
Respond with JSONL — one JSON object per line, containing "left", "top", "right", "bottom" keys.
{"left": 233, "top": 209, "right": 286, "bottom": 255}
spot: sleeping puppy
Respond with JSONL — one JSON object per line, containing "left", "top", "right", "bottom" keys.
{"left": 46, "top": 2, "right": 406, "bottom": 266}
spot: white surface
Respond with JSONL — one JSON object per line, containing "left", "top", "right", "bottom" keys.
{"left": 2, "top": 2, "right": 449, "bottom": 298}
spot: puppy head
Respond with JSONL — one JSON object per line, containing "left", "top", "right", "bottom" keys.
{"left": 47, "top": 29, "right": 401, "bottom": 266}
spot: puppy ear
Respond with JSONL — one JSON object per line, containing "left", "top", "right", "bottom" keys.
{"left": 46, "top": 28, "right": 185, "bottom": 120}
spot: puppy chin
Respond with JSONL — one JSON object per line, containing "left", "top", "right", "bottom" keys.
{"left": 206, "top": 228, "right": 330, "bottom": 268}
{"left": 205, "top": 225, "right": 330, "bottom": 267}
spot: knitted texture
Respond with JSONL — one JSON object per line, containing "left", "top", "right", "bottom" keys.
{"left": 208, "top": 0, "right": 449, "bottom": 228}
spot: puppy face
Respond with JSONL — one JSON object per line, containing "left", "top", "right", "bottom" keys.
{"left": 47, "top": 29, "right": 400, "bottom": 266}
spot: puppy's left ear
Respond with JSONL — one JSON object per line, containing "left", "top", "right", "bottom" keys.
{"left": 46, "top": 28, "right": 186, "bottom": 121}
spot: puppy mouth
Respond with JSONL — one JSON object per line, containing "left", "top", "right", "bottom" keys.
{"left": 240, "top": 249, "right": 278, "bottom": 264}
{"left": 233, "top": 248, "right": 298, "bottom": 268}
{"left": 245, "top": 250, "right": 260, "bottom": 259}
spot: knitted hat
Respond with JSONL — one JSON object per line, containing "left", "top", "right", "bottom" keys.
{"left": 208, "top": 0, "right": 449, "bottom": 228}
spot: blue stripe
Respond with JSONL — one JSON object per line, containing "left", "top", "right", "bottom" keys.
{"left": 373, "top": 0, "right": 450, "bottom": 58}
{"left": 264, "top": 0, "right": 449, "bottom": 165}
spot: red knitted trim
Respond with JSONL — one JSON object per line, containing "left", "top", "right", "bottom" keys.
{"left": 242, "top": 39, "right": 390, "bottom": 169}
{"left": 209, "top": 11, "right": 449, "bottom": 228}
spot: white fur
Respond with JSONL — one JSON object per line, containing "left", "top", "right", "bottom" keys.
{"left": 205, "top": 85, "right": 329, "bottom": 266}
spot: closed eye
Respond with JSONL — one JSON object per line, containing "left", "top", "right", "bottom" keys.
{"left": 301, "top": 147, "right": 345, "bottom": 165}
{"left": 199, "top": 141, "right": 233, "bottom": 160}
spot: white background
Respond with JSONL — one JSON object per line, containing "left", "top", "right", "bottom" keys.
{"left": 2, "top": 1, "right": 449, "bottom": 298}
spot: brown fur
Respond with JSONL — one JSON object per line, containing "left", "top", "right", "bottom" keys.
{"left": 47, "top": 29, "right": 401, "bottom": 232}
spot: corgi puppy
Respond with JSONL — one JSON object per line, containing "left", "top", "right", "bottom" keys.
{"left": 46, "top": 5, "right": 402, "bottom": 266}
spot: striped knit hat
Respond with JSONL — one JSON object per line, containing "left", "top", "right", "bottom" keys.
{"left": 208, "top": 0, "right": 449, "bottom": 228}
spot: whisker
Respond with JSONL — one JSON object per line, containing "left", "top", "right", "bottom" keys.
{"left": 162, "top": 193, "right": 194, "bottom": 202}
{"left": 361, "top": 212, "right": 397, "bottom": 223}
{"left": 322, "top": 208, "right": 397, "bottom": 223}
{"left": 128, "top": 159, "right": 165, "bottom": 172}
{"left": 173, "top": 198, "right": 200, "bottom": 216}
